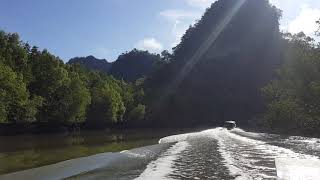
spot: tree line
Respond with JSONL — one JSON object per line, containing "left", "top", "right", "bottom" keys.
{"left": 0, "top": 31, "right": 146, "bottom": 130}
{"left": 262, "top": 31, "right": 320, "bottom": 134}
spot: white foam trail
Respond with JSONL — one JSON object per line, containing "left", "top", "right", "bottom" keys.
{"left": 231, "top": 128, "right": 275, "bottom": 139}
{"left": 224, "top": 129, "right": 318, "bottom": 160}
{"left": 159, "top": 132, "right": 201, "bottom": 144}
{"left": 209, "top": 128, "right": 255, "bottom": 180}
{"left": 286, "top": 136, "right": 320, "bottom": 148}
{"left": 209, "top": 128, "right": 320, "bottom": 179}
{"left": 158, "top": 128, "right": 320, "bottom": 179}
{"left": 120, "top": 150, "right": 149, "bottom": 158}
{"left": 120, "top": 143, "right": 172, "bottom": 158}
{"left": 158, "top": 128, "right": 253, "bottom": 179}
{"left": 276, "top": 158, "right": 320, "bottom": 180}
{"left": 135, "top": 141, "right": 190, "bottom": 180}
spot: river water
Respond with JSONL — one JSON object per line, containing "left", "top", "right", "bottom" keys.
{"left": 0, "top": 129, "right": 191, "bottom": 175}
{"left": 1, "top": 128, "right": 320, "bottom": 180}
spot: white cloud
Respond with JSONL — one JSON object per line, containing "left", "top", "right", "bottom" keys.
{"left": 160, "top": 9, "right": 201, "bottom": 48}
{"left": 93, "top": 47, "right": 110, "bottom": 59}
{"left": 287, "top": 6, "right": 320, "bottom": 35}
{"left": 268, "top": 0, "right": 320, "bottom": 37}
{"left": 171, "top": 27, "right": 186, "bottom": 47}
{"left": 135, "top": 38, "right": 163, "bottom": 53}
{"left": 159, "top": 0, "right": 217, "bottom": 49}
{"left": 160, "top": 9, "right": 199, "bottom": 22}
{"left": 185, "top": 0, "right": 217, "bottom": 9}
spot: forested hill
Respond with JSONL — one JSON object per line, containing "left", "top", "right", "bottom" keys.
{"left": 68, "top": 49, "right": 161, "bottom": 82}
{"left": 68, "top": 56, "right": 112, "bottom": 73}
{"left": 109, "top": 49, "right": 161, "bottom": 82}
{"left": 145, "top": 0, "right": 283, "bottom": 127}
{"left": 145, "top": 0, "right": 320, "bottom": 135}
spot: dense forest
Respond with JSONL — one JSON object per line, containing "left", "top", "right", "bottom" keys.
{"left": 0, "top": 31, "right": 147, "bottom": 133}
{"left": 1, "top": 0, "right": 320, "bottom": 135}
{"left": 262, "top": 32, "right": 320, "bottom": 134}
{"left": 109, "top": 49, "right": 162, "bottom": 82}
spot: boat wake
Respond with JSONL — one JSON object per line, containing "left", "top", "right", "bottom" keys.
{"left": 135, "top": 141, "right": 189, "bottom": 180}
{"left": 136, "top": 128, "right": 320, "bottom": 180}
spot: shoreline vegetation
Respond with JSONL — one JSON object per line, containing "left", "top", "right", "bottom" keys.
{"left": 0, "top": 122, "right": 216, "bottom": 136}
{"left": 1, "top": 122, "right": 319, "bottom": 139}
{"left": 1, "top": 0, "right": 320, "bottom": 137}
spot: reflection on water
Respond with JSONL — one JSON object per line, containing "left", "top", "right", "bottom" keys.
{"left": 0, "top": 129, "right": 186, "bottom": 175}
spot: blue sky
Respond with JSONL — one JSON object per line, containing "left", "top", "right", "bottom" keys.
{"left": 1, "top": 0, "right": 320, "bottom": 62}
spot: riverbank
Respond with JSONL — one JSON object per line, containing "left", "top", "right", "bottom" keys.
{"left": 2, "top": 121, "right": 318, "bottom": 143}
{"left": 0, "top": 122, "right": 215, "bottom": 136}
{"left": 0, "top": 123, "right": 148, "bottom": 136}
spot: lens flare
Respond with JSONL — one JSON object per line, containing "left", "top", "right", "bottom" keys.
{"left": 165, "top": 0, "right": 247, "bottom": 97}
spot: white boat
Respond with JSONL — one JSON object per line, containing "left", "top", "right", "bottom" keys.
{"left": 223, "top": 121, "right": 236, "bottom": 130}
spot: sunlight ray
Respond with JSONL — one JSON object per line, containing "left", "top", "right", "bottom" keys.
{"left": 165, "top": 0, "right": 247, "bottom": 97}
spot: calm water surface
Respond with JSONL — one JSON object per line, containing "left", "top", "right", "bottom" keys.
{"left": 0, "top": 129, "right": 191, "bottom": 175}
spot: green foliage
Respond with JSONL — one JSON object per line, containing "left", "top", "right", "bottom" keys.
{"left": 0, "top": 31, "right": 32, "bottom": 85}
{"left": 29, "top": 49, "right": 69, "bottom": 98}
{"left": 87, "top": 80, "right": 126, "bottom": 124}
{"left": 128, "top": 104, "right": 146, "bottom": 121}
{"left": 264, "top": 99, "right": 303, "bottom": 129}
{"left": 263, "top": 32, "right": 320, "bottom": 132}
{"left": 67, "top": 73, "right": 91, "bottom": 123}
{"left": 48, "top": 72, "right": 91, "bottom": 124}
{"left": 109, "top": 49, "right": 161, "bottom": 82}
{"left": 0, "top": 30, "right": 146, "bottom": 129}
{"left": 0, "top": 63, "right": 41, "bottom": 123}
